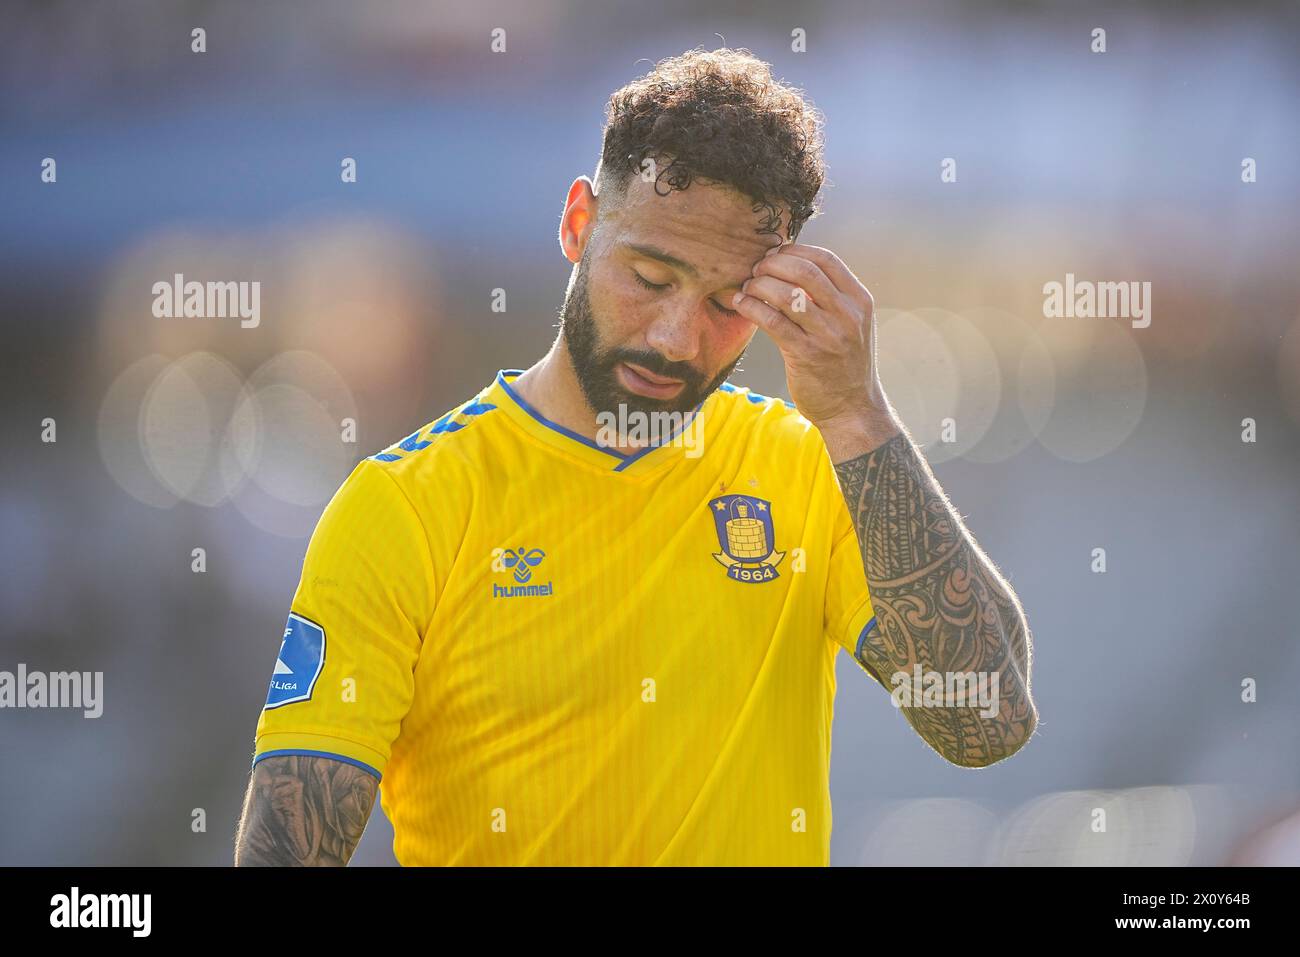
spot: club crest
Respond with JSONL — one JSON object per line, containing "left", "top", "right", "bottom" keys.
{"left": 708, "top": 494, "right": 785, "bottom": 583}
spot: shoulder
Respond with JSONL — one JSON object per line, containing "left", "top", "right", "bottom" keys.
{"left": 711, "top": 382, "right": 842, "bottom": 502}
{"left": 363, "top": 387, "right": 504, "bottom": 488}
{"left": 714, "top": 381, "right": 825, "bottom": 459}
{"left": 312, "top": 387, "right": 502, "bottom": 567}
{"left": 326, "top": 387, "right": 503, "bottom": 546}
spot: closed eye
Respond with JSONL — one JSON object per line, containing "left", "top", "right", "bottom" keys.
{"left": 633, "top": 271, "right": 669, "bottom": 292}
{"left": 634, "top": 270, "right": 739, "bottom": 316}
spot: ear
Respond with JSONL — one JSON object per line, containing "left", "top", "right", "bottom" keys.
{"left": 559, "top": 177, "right": 596, "bottom": 264}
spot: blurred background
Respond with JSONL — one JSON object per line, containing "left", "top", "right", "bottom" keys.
{"left": 1, "top": 0, "right": 1298, "bottom": 866}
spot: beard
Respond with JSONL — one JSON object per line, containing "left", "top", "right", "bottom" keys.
{"left": 559, "top": 247, "right": 744, "bottom": 421}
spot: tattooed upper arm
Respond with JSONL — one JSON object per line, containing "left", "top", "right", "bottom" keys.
{"left": 235, "top": 755, "right": 379, "bottom": 866}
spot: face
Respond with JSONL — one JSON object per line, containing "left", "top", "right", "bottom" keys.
{"left": 559, "top": 173, "right": 785, "bottom": 419}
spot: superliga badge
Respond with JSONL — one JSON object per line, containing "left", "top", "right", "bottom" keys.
{"left": 709, "top": 494, "right": 786, "bottom": 583}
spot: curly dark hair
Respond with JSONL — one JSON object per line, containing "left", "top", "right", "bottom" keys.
{"left": 596, "top": 47, "right": 826, "bottom": 242}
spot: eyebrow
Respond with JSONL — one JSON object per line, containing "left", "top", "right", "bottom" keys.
{"left": 622, "top": 242, "right": 700, "bottom": 279}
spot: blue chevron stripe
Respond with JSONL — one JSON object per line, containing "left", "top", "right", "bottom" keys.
{"left": 368, "top": 399, "right": 497, "bottom": 462}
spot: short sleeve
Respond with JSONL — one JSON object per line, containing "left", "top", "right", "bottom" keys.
{"left": 820, "top": 456, "right": 878, "bottom": 662}
{"left": 251, "top": 458, "right": 435, "bottom": 781}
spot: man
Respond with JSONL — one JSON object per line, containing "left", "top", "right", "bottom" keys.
{"left": 235, "top": 47, "right": 1036, "bottom": 867}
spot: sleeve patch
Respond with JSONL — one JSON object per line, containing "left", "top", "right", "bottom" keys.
{"left": 264, "top": 612, "right": 326, "bottom": 709}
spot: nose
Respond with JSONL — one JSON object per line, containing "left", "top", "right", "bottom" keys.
{"left": 643, "top": 303, "right": 703, "bottom": 364}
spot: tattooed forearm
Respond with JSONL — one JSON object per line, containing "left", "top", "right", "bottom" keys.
{"left": 835, "top": 431, "right": 1037, "bottom": 767}
{"left": 234, "top": 755, "right": 378, "bottom": 866}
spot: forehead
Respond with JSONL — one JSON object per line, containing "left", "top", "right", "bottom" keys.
{"left": 602, "top": 174, "right": 785, "bottom": 278}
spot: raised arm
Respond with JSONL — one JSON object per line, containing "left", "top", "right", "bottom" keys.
{"left": 234, "top": 755, "right": 378, "bottom": 866}
{"left": 735, "top": 239, "right": 1038, "bottom": 767}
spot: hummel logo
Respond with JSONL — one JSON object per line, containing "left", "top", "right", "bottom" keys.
{"left": 491, "top": 547, "right": 553, "bottom": 599}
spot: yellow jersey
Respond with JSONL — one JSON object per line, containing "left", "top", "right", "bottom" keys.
{"left": 252, "top": 369, "right": 877, "bottom": 865}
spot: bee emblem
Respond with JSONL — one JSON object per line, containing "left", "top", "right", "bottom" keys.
{"left": 501, "top": 548, "right": 546, "bottom": 583}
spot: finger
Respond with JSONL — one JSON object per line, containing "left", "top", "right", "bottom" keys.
{"left": 741, "top": 274, "right": 830, "bottom": 336}
{"left": 731, "top": 290, "right": 807, "bottom": 350}
{"left": 751, "top": 245, "right": 841, "bottom": 311}
{"left": 765, "top": 243, "right": 868, "bottom": 302}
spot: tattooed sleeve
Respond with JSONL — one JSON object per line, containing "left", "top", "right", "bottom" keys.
{"left": 234, "top": 755, "right": 378, "bottom": 866}
{"left": 834, "top": 432, "right": 1037, "bottom": 766}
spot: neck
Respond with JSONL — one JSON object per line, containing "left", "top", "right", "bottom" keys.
{"left": 511, "top": 338, "right": 652, "bottom": 454}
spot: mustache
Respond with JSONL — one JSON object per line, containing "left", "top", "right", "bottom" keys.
{"left": 606, "top": 349, "right": 704, "bottom": 388}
